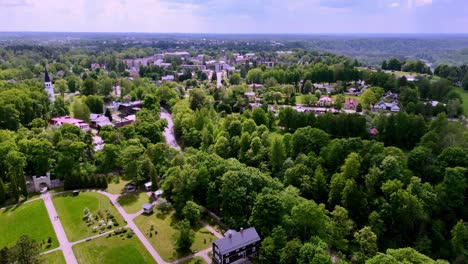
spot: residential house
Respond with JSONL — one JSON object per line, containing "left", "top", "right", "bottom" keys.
{"left": 181, "top": 64, "right": 207, "bottom": 71}
{"left": 124, "top": 183, "right": 137, "bottom": 193}
{"left": 161, "top": 75, "right": 175, "bottom": 82}
{"left": 212, "top": 227, "right": 261, "bottom": 264}
{"left": 344, "top": 98, "right": 359, "bottom": 110}
{"left": 113, "top": 114, "right": 136, "bottom": 128}
{"left": 91, "top": 63, "right": 101, "bottom": 71}
{"left": 375, "top": 100, "right": 400, "bottom": 112}
{"left": 314, "top": 83, "right": 335, "bottom": 94}
{"left": 384, "top": 91, "right": 399, "bottom": 101}
{"left": 244, "top": 92, "right": 256, "bottom": 103}
{"left": 90, "top": 114, "right": 113, "bottom": 129}
{"left": 49, "top": 116, "right": 90, "bottom": 131}
{"left": 118, "top": 101, "right": 142, "bottom": 116}
{"left": 260, "top": 61, "right": 275, "bottom": 68}
{"left": 317, "top": 96, "right": 333, "bottom": 107}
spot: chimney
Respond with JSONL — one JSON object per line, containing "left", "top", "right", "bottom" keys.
{"left": 240, "top": 227, "right": 244, "bottom": 234}
{"left": 229, "top": 233, "right": 232, "bottom": 239}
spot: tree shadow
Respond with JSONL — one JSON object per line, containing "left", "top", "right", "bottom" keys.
{"left": 117, "top": 193, "right": 139, "bottom": 207}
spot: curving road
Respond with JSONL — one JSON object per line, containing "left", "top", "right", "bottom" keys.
{"left": 160, "top": 107, "right": 181, "bottom": 151}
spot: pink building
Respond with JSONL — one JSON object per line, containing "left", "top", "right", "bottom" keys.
{"left": 49, "top": 116, "right": 90, "bottom": 131}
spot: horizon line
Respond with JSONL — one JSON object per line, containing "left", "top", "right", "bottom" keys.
{"left": 1, "top": 31, "right": 468, "bottom": 36}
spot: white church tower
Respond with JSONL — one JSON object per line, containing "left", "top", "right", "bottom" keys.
{"left": 44, "top": 67, "right": 55, "bottom": 102}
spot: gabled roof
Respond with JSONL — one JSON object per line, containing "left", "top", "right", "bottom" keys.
{"left": 213, "top": 227, "right": 261, "bottom": 255}
{"left": 142, "top": 203, "right": 153, "bottom": 210}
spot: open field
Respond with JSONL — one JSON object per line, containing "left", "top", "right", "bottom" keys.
{"left": 73, "top": 232, "right": 155, "bottom": 264}
{"left": 453, "top": 87, "right": 468, "bottom": 114}
{"left": 52, "top": 192, "right": 124, "bottom": 242}
{"left": 134, "top": 209, "right": 216, "bottom": 262}
{"left": 118, "top": 192, "right": 151, "bottom": 214}
{"left": 0, "top": 200, "right": 58, "bottom": 251}
{"left": 41, "top": 250, "right": 66, "bottom": 264}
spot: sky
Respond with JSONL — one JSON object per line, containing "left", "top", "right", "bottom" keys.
{"left": 1, "top": 0, "right": 467, "bottom": 34}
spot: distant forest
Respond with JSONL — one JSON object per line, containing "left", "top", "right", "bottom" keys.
{"left": 1, "top": 33, "right": 468, "bottom": 66}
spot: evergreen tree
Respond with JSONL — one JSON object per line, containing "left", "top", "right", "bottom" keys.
{"left": 0, "top": 178, "right": 6, "bottom": 205}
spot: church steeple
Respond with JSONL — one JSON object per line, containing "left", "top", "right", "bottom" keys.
{"left": 44, "top": 67, "right": 51, "bottom": 83}
{"left": 44, "top": 66, "right": 55, "bottom": 102}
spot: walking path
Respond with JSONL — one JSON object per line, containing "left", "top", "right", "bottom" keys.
{"left": 0, "top": 196, "right": 41, "bottom": 210}
{"left": 160, "top": 107, "right": 182, "bottom": 151}
{"left": 201, "top": 221, "right": 224, "bottom": 239}
{"left": 42, "top": 192, "right": 78, "bottom": 264}
{"left": 96, "top": 190, "right": 168, "bottom": 264}
{"left": 172, "top": 247, "right": 212, "bottom": 264}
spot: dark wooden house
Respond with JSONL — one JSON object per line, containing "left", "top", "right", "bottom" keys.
{"left": 212, "top": 227, "right": 261, "bottom": 264}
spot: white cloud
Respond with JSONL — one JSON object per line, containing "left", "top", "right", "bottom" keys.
{"left": 389, "top": 2, "right": 400, "bottom": 7}
{"left": 408, "top": 0, "right": 432, "bottom": 9}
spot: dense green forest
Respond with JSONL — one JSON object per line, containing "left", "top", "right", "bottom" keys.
{"left": 0, "top": 36, "right": 467, "bottom": 264}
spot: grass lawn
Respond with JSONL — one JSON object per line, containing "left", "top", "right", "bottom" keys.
{"left": 332, "top": 94, "right": 361, "bottom": 103}
{"left": 0, "top": 200, "right": 58, "bottom": 251}
{"left": 41, "top": 250, "right": 66, "bottom": 264}
{"left": 118, "top": 192, "right": 151, "bottom": 214}
{"left": 73, "top": 232, "right": 155, "bottom": 264}
{"left": 106, "top": 177, "right": 131, "bottom": 195}
{"left": 178, "top": 256, "right": 207, "bottom": 264}
{"left": 295, "top": 94, "right": 305, "bottom": 104}
{"left": 52, "top": 192, "right": 124, "bottom": 242}
{"left": 453, "top": 87, "right": 468, "bottom": 114}
{"left": 134, "top": 209, "right": 216, "bottom": 262}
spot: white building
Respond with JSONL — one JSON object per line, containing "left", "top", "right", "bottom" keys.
{"left": 44, "top": 67, "right": 55, "bottom": 102}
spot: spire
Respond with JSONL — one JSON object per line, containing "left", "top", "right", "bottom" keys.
{"left": 44, "top": 67, "right": 51, "bottom": 83}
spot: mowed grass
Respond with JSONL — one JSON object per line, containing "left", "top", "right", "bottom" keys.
{"left": 453, "top": 87, "right": 468, "bottom": 114}
{"left": 178, "top": 256, "right": 207, "bottom": 264}
{"left": 0, "top": 200, "right": 58, "bottom": 251}
{"left": 118, "top": 192, "right": 151, "bottom": 214}
{"left": 41, "top": 250, "right": 66, "bottom": 264}
{"left": 52, "top": 192, "right": 124, "bottom": 242}
{"left": 73, "top": 233, "right": 156, "bottom": 264}
{"left": 134, "top": 209, "right": 216, "bottom": 262}
{"left": 107, "top": 178, "right": 131, "bottom": 195}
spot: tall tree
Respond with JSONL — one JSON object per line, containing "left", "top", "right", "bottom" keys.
{"left": 9, "top": 235, "right": 41, "bottom": 264}
{"left": 0, "top": 178, "right": 6, "bottom": 205}
{"left": 5, "top": 150, "right": 27, "bottom": 201}
{"left": 270, "top": 137, "right": 286, "bottom": 173}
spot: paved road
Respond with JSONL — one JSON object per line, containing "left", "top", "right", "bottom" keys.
{"left": 160, "top": 107, "right": 182, "bottom": 151}
{"left": 42, "top": 192, "right": 78, "bottom": 264}
{"left": 96, "top": 190, "right": 168, "bottom": 264}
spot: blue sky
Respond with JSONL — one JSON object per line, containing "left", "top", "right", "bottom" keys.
{"left": 1, "top": 0, "right": 467, "bottom": 33}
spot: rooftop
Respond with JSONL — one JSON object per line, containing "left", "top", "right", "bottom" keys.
{"left": 213, "top": 227, "right": 260, "bottom": 255}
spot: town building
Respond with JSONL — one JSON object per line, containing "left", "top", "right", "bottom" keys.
{"left": 212, "top": 227, "right": 261, "bottom": 264}
{"left": 317, "top": 96, "right": 333, "bottom": 107}
{"left": 142, "top": 203, "right": 154, "bottom": 214}
{"left": 90, "top": 114, "right": 113, "bottom": 129}
{"left": 161, "top": 75, "right": 175, "bottom": 82}
{"left": 50, "top": 116, "right": 90, "bottom": 131}
{"left": 118, "top": 101, "right": 142, "bottom": 116}
{"left": 375, "top": 101, "right": 400, "bottom": 112}
{"left": 344, "top": 98, "right": 359, "bottom": 110}
{"left": 44, "top": 67, "right": 55, "bottom": 102}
